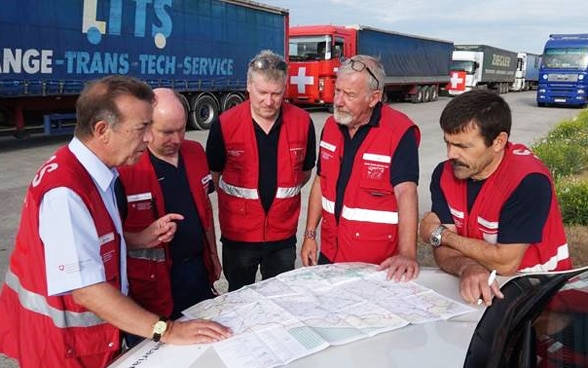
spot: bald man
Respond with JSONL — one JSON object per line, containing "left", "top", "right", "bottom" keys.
{"left": 117, "top": 88, "right": 222, "bottom": 327}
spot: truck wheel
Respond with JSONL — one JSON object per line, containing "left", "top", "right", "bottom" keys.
{"left": 190, "top": 93, "right": 219, "bottom": 130}
{"left": 423, "top": 86, "right": 432, "bottom": 102}
{"left": 430, "top": 85, "right": 439, "bottom": 101}
{"left": 220, "top": 92, "right": 245, "bottom": 112}
{"left": 411, "top": 86, "right": 424, "bottom": 103}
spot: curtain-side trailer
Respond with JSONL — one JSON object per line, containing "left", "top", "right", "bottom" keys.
{"left": 0, "top": 0, "right": 288, "bottom": 137}
{"left": 287, "top": 24, "right": 453, "bottom": 109}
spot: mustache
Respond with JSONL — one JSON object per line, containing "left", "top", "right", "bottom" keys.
{"left": 451, "top": 159, "right": 468, "bottom": 168}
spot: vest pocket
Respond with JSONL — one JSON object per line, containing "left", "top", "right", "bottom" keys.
{"left": 127, "top": 256, "right": 169, "bottom": 314}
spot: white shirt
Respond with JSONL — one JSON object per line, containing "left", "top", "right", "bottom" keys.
{"left": 40, "top": 137, "right": 128, "bottom": 296}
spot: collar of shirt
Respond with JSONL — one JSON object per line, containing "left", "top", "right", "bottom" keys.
{"left": 253, "top": 108, "right": 283, "bottom": 135}
{"left": 68, "top": 137, "right": 119, "bottom": 193}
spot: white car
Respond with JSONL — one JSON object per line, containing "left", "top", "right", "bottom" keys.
{"left": 110, "top": 266, "right": 588, "bottom": 368}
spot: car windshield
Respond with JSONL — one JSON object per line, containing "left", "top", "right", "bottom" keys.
{"left": 464, "top": 267, "right": 588, "bottom": 368}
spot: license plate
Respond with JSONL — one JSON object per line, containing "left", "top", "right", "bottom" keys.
{"left": 554, "top": 98, "right": 566, "bottom": 103}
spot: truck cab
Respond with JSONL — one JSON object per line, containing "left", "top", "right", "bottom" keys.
{"left": 446, "top": 50, "right": 482, "bottom": 95}
{"left": 537, "top": 34, "right": 588, "bottom": 108}
{"left": 287, "top": 25, "right": 353, "bottom": 109}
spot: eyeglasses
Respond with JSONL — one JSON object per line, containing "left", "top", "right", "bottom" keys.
{"left": 249, "top": 58, "right": 288, "bottom": 71}
{"left": 343, "top": 58, "right": 380, "bottom": 90}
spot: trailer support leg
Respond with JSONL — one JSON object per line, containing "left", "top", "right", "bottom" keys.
{"left": 13, "top": 104, "right": 28, "bottom": 139}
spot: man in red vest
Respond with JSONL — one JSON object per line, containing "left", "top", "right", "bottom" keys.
{"left": 420, "top": 89, "right": 572, "bottom": 306}
{"left": 301, "top": 55, "right": 421, "bottom": 282}
{"left": 117, "top": 88, "right": 222, "bottom": 327}
{"left": 0, "top": 76, "right": 230, "bottom": 368}
{"left": 206, "top": 50, "right": 316, "bottom": 291}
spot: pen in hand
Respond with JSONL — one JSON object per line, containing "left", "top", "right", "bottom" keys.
{"left": 477, "top": 269, "right": 497, "bottom": 306}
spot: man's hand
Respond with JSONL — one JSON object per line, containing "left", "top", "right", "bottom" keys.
{"left": 162, "top": 319, "right": 232, "bottom": 345}
{"left": 459, "top": 264, "right": 504, "bottom": 306}
{"left": 419, "top": 211, "right": 442, "bottom": 244}
{"left": 378, "top": 255, "right": 419, "bottom": 282}
{"left": 124, "top": 213, "right": 184, "bottom": 249}
{"left": 301, "top": 238, "right": 318, "bottom": 266}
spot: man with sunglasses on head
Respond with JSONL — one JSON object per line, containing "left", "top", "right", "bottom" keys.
{"left": 206, "top": 50, "right": 316, "bottom": 291}
{"left": 301, "top": 55, "right": 421, "bottom": 282}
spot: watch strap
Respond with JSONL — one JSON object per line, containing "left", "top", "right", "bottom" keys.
{"left": 152, "top": 316, "right": 169, "bottom": 342}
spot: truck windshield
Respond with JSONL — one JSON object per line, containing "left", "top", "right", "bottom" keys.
{"left": 289, "top": 35, "right": 333, "bottom": 61}
{"left": 541, "top": 48, "right": 588, "bottom": 69}
{"left": 450, "top": 60, "right": 476, "bottom": 74}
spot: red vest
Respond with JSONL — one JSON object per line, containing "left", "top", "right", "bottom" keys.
{"left": 0, "top": 146, "right": 121, "bottom": 368}
{"left": 117, "top": 141, "right": 215, "bottom": 317}
{"left": 319, "top": 105, "right": 420, "bottom": 263}
{"left": 440, "top": 143, "right": 572, "bottom": 272}
{"left": 217, "top": 101, "right": 311, "bottom": 242}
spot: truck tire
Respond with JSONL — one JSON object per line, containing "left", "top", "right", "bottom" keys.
{"left": 189, "top": 93, "right": 219, "bottom": 130}
{"left": 411, "top": 86, "right": 424, "bottom": 103}
{"left": 423, "top": 86, "right": 432, "bottom": 102}
{"left": 220, "top": 92, "right": 245, "bottom": 112}
{"left": 430, "top": 85, "right": 439, "bottom": 101}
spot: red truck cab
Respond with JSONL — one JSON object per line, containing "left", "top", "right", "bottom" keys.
{"left": 287, "top": 25, "right": 355, "bottom": 108}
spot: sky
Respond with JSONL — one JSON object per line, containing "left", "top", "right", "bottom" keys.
{"left": 263, "top": 0, "right": 587, "bottom": 54}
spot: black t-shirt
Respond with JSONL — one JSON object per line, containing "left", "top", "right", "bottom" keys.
{"left": 116, "top": 151, "right": 206, "bottom": 263}
{"left": 206, "top": 108, "right": 317, "bottom": 213}
{"left": 429, "top": 162, "right": 552, "bottom": 244}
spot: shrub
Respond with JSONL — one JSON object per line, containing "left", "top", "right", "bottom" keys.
{"left": 533, "top": 140, "right": 586, "bottom": 179}
{"left": 532, "top": 109, "right": 588, "bottom": 225}
{"left": 556, "top": 179, "right": 588, "bottom": 225}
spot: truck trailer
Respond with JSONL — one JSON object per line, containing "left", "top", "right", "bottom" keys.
{"left": 286, "top": 25, "right": 453, "bottom": 109}
{"left": 0, "top": 0, "right": 288, "bottom": 137}
{"left": 510, "top": 52, "right": 541, "bottom": 92}
{"left": 446, "top": 45, "right": 517, "bottom": 95}
{"left": 537, "top": 34, "right": 588, "bottom": 108}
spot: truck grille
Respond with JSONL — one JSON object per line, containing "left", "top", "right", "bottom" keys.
{"left": 547, "top": 74, "right": 579, "bottom": 82}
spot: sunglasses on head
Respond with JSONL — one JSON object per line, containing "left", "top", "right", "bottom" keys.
{"left": 250, "top": 58, "right": 288, "bottom": 71}
{"left": 342, "top": 58, "right": 380, "bottom": 90}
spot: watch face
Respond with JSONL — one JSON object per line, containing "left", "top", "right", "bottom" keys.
{"left": 430, "top": 226, "right": 444, "bottom": 247}
{"left": 153, "top": 321, "right": 168, "bottom": 334}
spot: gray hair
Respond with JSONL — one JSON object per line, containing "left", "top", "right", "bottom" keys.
{"left": 337, "top": 55, "right": 385, "bottom": 93}
{"left": 247, "top": 49, "right": 288, "bottom": 84}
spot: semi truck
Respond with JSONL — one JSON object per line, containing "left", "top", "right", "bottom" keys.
{"left": 510, "top": 52, "right": 541, "bottom": 92}
{"left": 286, "top": 25, "right": 453, "bottom": 108}
{"left": 0, "top": 0, "right": 288, "bottom": 137}
{"left": 446, "top": 45, "right": 517, "bottom": 95}
{"left": 537, "top": 34, "right": 588, "bottom": 108}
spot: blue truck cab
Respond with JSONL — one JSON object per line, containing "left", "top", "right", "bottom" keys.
{"left": 537, "top": 34, "right": 588, "bottom": 108}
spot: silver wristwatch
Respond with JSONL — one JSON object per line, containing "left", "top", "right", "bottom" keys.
{"left": 429, "top": 225, "right": 447, "bottom": 247}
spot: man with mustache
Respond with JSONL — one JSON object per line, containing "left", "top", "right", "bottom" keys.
{"left": 420, "top": 89, "right": 572, "bottom": 306}
{"left": 301, "top": 55, "right": 421, "bottom": 281}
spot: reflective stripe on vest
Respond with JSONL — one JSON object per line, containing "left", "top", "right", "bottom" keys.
{"left": 276, "top": 185, "right": 302, "bottom": 199}
{"left": 5, "top": 270, "right": 106, "bottom": 328}
{"left": 219, "top": 178, "right": 258, "bottom": 199}
{"left": 519, "top": 243, "right": 571, "bottom": 272}
{"left": 220, "top": 178, "right": 301, "bottom": 200}
{"left": 322, "top": 196, "right": 398, "bottom": 224}
{"left": 128, "top": 248, "right": 166, "bottom": 262}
